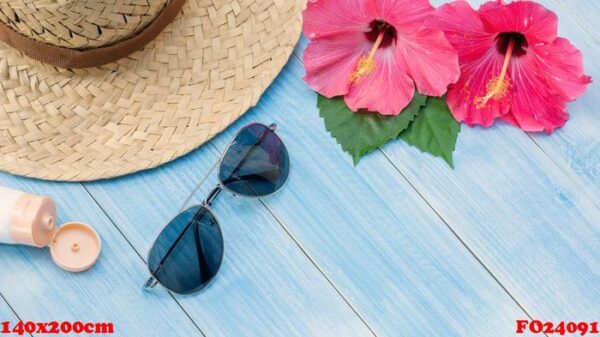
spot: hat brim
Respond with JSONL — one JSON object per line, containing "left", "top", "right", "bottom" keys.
{"left": 0, "top": 0, "right": 304, "bottom": 181}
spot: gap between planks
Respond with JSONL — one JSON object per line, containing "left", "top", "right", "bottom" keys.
{"left": 525, "top": 0, "right": 600, "bottom": 210}
{"left": 293, "top": 31, "right": 600, "bottom": 214}
{"left": 257, "top": 192, "right": 379, "bottom": 337}
{"left": 84, "top": 145, "right": 380, "bottom": 337}
{"left": 0, "top": 292, "right": 33, "bottom": 337}
{"left": 377, "top": 148, "right": 541, "bottom": 321}
{"left": 6, "top": 1, "right": 594, "bottom": 331}
{"left": 202, "top": 142, "right": 380, "bottom": 337}
{"left": 289, "top": 45, "right": 552, "bottom": 336}
{"left": 80, "top": 184, "right": 208, "bottom": 337}
{"left": 525, "top": 135, "right": 600, "bottom": 210}
{"left": 77, "top": 139, "right": 380, "bottom": 337}
{"left": 286, "top": 0, "right": 600, "bottom": 326}
{"left": 287, "top": 5, "right": 600, "bottom": 314}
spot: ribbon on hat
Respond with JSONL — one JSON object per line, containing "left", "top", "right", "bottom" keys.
{"left": 0, "top": 0, "right": 186, "bottom": 69}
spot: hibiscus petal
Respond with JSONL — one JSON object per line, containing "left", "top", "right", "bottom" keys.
{"left": 426, "top": 1, "right": 495, "bottom": 60}
{"left": 532, "top": 37, "right": 592, "bottom": 101}
{"left": 478, "top": 0, "right": 503, "bottom": 12}
{"left": 366, "top": 0, "right": 434, "bottom": 35}
{"left": 397, "top": 27, "right": 460, "bottom": 97}
{"left": 426, "top": 1, "right": 502, "bottom": 125}
{"left": 507, "top": 55, "right": 569, "bottom": 133}
{"left": 446, "top": 48, "right": 511, "bottom": 127}
{"left": 304, "top": 32, "right": 372, "bottom": 98}
{"left": 303, "top": 0, "right": 370, "bottom": 39}
{"left": 478, "top": 1, "right": 558, "bottom": 44}
{"left": 344, "top": 48, "right": 415, "bottom": 115}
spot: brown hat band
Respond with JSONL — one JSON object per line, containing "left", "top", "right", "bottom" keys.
{"left": 0, "top": 0, "right": 186, "bottom": 69}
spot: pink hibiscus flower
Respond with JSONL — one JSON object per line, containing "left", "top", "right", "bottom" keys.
{"left": 303, "top": 0, "right": 460, "bottom": 115}
{"left": 427, "top": 0, "right": 592, "bottom": 133}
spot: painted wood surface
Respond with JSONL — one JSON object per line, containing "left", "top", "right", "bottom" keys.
{"left": 0, "top": 298, "right": 18, "bottom": 326}
{"left": 203, "top": 59, "right": 532, "bottom": 337}
{"left": 0, "top": 299, "right": 27, "bottom": 337}
{"left": 390, "top": 0, "right": 600, "bottom": 320}
{"left": 0, "top": 174, "right": 203, "bottom": 337}
{"left": 525, "top": 0, "right": 600, "bottom": 208}
{"left": 84, "top": 145, "right": 375, "bottom": 337}
{"left": 295, "top": 0, "right": 599, "bottom": 323}
{"left": 0, "top": 0, "right": 598, "bottom": 336}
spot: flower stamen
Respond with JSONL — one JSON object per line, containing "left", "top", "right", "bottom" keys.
{"left": 475, "top": 39, "right": 515, "bottom": 109}
{"left": 350, "top": 29, "right": 386, "bottom": 83}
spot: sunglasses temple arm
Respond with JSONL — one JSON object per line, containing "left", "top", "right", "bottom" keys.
{"left": 144, "top": 277, "right": 159, "bottom": 289}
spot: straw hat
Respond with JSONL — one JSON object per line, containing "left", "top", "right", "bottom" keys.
{"left": 0, "top": 0, "right": 303, "bottom": 181}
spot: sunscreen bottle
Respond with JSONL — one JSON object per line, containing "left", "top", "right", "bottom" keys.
{"left": 0, "top": 186, "right": 101, "bottom": 272}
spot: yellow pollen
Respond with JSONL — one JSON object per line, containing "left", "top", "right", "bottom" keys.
{"left": 350, "top": 30, "right": 386, "bottom": 83}
{"left": 475, "top": 39, "right": 515, "bottom": 109}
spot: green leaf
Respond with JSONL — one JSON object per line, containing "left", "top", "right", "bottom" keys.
{"left": 400, "top": 96, "right": 460, "bottom": 167}
{"left": 318, "top": 93, "right": 427, "bottom": 164}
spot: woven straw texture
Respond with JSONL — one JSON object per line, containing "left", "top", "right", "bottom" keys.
{"left": 0, "top": 0, "right": 168, "bottom": 49}
{"left": 0, "top": 0, "right": 303, "bottom": 181}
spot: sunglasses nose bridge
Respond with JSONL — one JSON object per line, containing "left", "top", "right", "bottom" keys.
{"left": 204, "top": 185, "right": 223, "bottom": 207}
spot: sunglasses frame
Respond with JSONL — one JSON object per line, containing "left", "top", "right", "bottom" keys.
{"left": 144, "top": 122, "right": 289, "bottom": 294}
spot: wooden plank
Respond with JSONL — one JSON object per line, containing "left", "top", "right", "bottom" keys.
{"left": 0, "top": 297, "right": 31, "bottom": 337}
{"left": 371, "top": 1, "right": 600, "bottom": 322}
{"left": 553, "top": 0, "right": 600, "bottom": 42}
{"left": 84, "top": 145, "right": 375, "bottom": 336}
{"left": 203, "top": 59, "right": 531, "bottom": 336}
{"left": 384, "top": 127, "right": 600, "bottom": 320}
{"left": 0, "top": 297, "right": 19, "bottom": 323}
{"left": 296, "top": 0, "right": 599, "bottom": 322}
{"left": 1, "top": 1, "right": 595, "bottom": 335}
{"left": 0, "top": 174, "right": 203, "bottom": 337}
{"left": 294, "top": 0, "right": 600, "bottom": 209}
{"left": 524, "top": 0, "right": 600, "bottom": 208}
{"left": 85, "top": 146, "right": 218, "bottom": 256}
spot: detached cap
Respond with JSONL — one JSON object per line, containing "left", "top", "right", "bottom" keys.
{"left": 49, "top": 222, "right": 101, "bottom": 273}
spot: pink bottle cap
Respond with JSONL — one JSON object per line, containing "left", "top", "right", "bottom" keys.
{"left": 48, "top": 222, "right": 101, "bottom": 273}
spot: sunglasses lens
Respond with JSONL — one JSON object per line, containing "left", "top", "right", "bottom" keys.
{"left": 148, "top": 205, "right": 223, "bottom": 294}
{"left": 219, "top": 123, "right": 290, "bottom": 197}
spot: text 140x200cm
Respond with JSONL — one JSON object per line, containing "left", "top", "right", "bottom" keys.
{"left": 1, "top": 321, "right": 114, "bottom": 335}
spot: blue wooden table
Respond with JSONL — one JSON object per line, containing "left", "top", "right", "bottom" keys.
{"left": 0, "top": 0, "right": 598, "bottom": 336}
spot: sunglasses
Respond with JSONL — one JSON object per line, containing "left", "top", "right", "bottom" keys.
{"left": 144, "top": 123, "right": 290, "bottom": 294}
